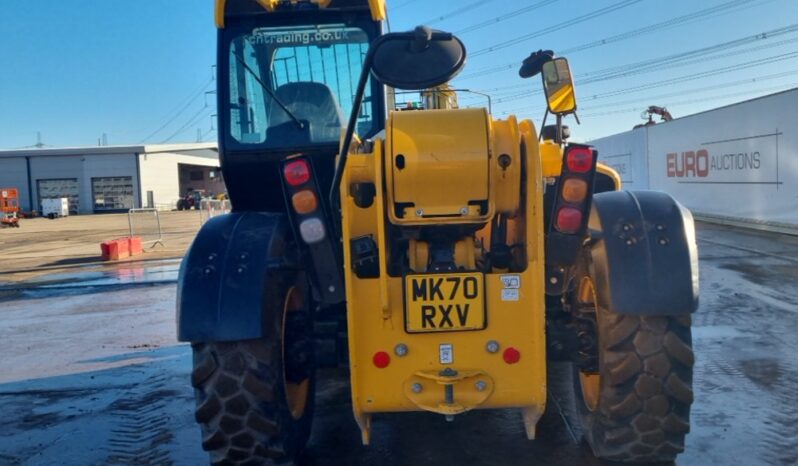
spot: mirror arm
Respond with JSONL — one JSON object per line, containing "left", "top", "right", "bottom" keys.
{"left": 539, "top": 109, "right": 549, "bottom": 142}
{"left": 329, "top": 28, "right": 455, "bottom": 235}
{"left": 328, "top": 40, "right": 378, "bottom": 236}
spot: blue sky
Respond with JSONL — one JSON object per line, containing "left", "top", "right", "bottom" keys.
{"left": 1, "top": 0, "right": 796, "bottom": 148}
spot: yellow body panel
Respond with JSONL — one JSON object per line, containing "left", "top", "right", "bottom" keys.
{"left": 539, "top": 139, "right": 563, "bottom": 178}
{"left": 490, "top": 117, "right": 522, "bottom": 216}
{"left": 387, "top": 108, "right": 492, "bottom": 223}
{"left": 215, "top": 0, "right": 385, "bottom": 27}
{"left": 341, "top": 114, "right": 548, "bottom": 443}
{"left": 597, "top": 162, "right": 623, "bottom": 190}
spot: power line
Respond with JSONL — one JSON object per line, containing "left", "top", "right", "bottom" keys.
{"left": 458, "top": 0, "right": 766, "bottom": 79}
{"left": 421, "top": 0, "right": 497, "bottom": 26}
{"left": 470, "top": 0, "right": 644, "bottom": 57}
{"left": 578, "top": 82, "right": 798, "bottom": 119}
{"left": 561, "top": 0, "right": 765, "bottom": 55}
{"left": 139, "top": 75, "right": 214, "bottom": 143}
{"left": 477, "top": 26, "right": 798, "bottom": 103}
{"left": 390, "top": 0, "right": 422, "bottom": 11}
{"left": 490, "top": 48, "right": 798, "bottom": 106}
{"left": 495, "top": 65, "right": 798, "bottom": 116}
{"left": 454, "top": 0, "right": 559, "bottom": 35}
{"left": 160, "top": 104, "right": 214, "bottom": 144}
{"left": 580, "top": 70, "right": 798, "bottom": 112}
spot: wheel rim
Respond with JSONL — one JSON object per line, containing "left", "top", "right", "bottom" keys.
{"left": 282, "top": 286, "right": 310, "bottom": 420}
{"left": 577, "top": 276, "right": 600, "bottom": 412}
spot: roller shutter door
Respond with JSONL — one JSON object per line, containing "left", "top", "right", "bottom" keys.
{"left": 91, "top": 176, "right": 134, "bottom": 212}
{"left": 37, "top": 178, "right": 79, "bottom": 214}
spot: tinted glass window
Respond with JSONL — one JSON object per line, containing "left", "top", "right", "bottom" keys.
{"left": 227, "top": 24, "right": 374, "bottom": 149}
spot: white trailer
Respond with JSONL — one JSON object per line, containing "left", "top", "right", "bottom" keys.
{"left": 41, "top": 198, "right": 69, "bottom": 219}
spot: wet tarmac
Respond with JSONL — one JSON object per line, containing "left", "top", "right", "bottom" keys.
{"left": 0, "top": 222, "right": 797, "bottom": 465}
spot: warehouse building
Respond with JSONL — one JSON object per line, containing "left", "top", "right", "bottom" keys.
{"left": 590, "top": 87, "right": 798, "bottom": 233}
{"left": 0, "top": 143, "right": 221, "bottom": 214}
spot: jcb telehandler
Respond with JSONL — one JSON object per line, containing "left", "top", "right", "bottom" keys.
{"left": 178, "top": 1, "right": 698, "bottom": 464}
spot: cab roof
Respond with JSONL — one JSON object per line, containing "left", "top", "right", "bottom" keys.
{"left": 215, "top": 0, "right": 386, "bottom": 28}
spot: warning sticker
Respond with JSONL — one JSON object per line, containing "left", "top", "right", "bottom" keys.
{"left": 500, "top": 275, "right": 521, "bottom": 289}
{"left": 439, "top": 344, "right": 453, "bottom": 364}
{"left": 502, "top": 289, "right": 520, "bottom": 302}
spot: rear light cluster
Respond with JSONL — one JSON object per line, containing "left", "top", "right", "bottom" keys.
{"left": 282, "top": 158, "right": 326, "bottom": 244}
{"left": 554, "top": 146, "right": 597, "bottom": 234}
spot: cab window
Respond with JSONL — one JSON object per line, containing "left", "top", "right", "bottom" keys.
{"left": 226, "top": 24, "right": 375, "bottom": 149}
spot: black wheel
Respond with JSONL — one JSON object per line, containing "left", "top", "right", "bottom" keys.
{"left": 572, "top": 275, "right": 694, "bottom": 463}
{"left": 177, "top": 200, "right": 186, "bottom": 211}
{"left": 191, "top": 273, "right": 315, "bottom": 465}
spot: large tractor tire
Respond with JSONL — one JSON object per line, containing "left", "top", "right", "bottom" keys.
{"left": 191, "top": 274, "right": 315, "bottom": 465}
{"left": 572, "top": 276, "right": 694, "bottom": 463}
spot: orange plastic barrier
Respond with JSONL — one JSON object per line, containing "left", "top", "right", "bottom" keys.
{"left": 101, "top": 236, "right": 143, "bottom": 261}
{"left": 101, "top": 238, "right": 130, "bottom": 261}
{"left": 128, "top": 236, "right": 143, "bottom": 256}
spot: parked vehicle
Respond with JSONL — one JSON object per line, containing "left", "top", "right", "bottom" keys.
{"left": 177, "top": 2, "right": 698, "bottom": 464}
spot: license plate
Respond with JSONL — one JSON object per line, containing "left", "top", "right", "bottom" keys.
{"left": 404, "top": 272, "right": 486, "bottom": 333}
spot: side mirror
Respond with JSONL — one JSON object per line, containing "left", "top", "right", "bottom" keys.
{"left": 542, "top": 57, "right": 577, "bottom": 115}
{"left": 371, "top": 26, "right": 466, "bottom": 90}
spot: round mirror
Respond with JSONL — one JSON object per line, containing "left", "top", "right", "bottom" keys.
{"left": 371, "top": 26, "right": 466, "bottom": 90}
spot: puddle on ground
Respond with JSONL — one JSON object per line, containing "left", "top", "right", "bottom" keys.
{"left": 0, "top": 260, "right": 181, "bottom": 291}
{"left": 692, "top": 325, "right": 744, "bottom": 340}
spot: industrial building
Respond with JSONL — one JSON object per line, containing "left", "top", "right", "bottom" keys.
{"left": 591, "top": 87, "right": 798, "bottom": 233}
{"left": 0, "top": 143, "right": 221, "bottom": 214}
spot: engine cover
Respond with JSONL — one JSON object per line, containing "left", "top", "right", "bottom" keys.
{"left": 386, "top": 108, "right": 493, "bottom": 225}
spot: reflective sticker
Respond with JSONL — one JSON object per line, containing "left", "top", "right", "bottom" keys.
{"left": 500, "top": 275, "right": 521, "bottom": 289}
{"left": 502, "top": 288, "right": 520, "bottom": 302}
{"left": 439, "top": 344, "right": 453, "bottom": 364}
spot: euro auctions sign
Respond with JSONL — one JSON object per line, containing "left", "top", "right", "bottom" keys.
{"left": 624, "top": 88, "right": 798, "bottom": 228}
{"left": 664, "top": 132, "right": 780, "bottom": 186}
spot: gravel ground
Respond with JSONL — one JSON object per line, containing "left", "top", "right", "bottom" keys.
{"left": 0, "top": 211, "right": 203, "bottom": 282}
{"left": 0, "top": 222, "right": 796, "bottom": 465}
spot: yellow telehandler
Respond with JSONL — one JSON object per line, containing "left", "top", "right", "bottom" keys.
{"left": 177, "top": 1, "right": 697, "bottom": 463}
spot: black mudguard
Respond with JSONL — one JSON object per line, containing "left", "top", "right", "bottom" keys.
{"left": 177, "top": 212, "right": 292, "bottom": 342}
{"left": 588, "top": 191, "right": 699, "bottom": 315}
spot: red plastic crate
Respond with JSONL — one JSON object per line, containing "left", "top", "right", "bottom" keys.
{"left": 100, "top": 238, "right": 130, "bottom": 261}
{"left": 128, "top": 236, "right": 143, "bottom": 256}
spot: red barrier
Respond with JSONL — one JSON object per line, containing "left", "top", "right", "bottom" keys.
{"left": 100, "top": 238, "right": 131, "bottom": 261}
{"left": 128, "top": 236, "right": 143, "bottom": 256}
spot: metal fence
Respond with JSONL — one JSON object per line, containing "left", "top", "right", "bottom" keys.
{"left": 199, "top": 199, "right": 232, "bottom": 225}
{"left": 128, "top": 208, "right": 164, "bottom": 247}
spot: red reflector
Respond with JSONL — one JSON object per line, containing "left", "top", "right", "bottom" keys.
{"left": 373, "top": 351, "right": 391, "bottom": 368}
{"left": 503, "top": 347, "right": 521, "bottom": 364}
{"left": 567, "top": 147, "right": 593, "bottom": 173}
{"left": 283, "top": 159, "right": 310, "bottom": 186}
{"left": 556, "top": 207, "right": 583, "bottom": 234}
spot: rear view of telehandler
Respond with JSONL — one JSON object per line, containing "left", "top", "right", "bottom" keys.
{"left": 177, "top": 1, "right": 698, "bottom": 464}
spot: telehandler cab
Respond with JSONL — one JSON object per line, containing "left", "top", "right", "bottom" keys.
{"left": 178, "top": 1, "right": 698, "bottom": 464}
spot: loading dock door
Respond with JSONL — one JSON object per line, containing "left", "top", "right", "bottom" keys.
{"left": 37, "top": 178, "right": 79, "bottom": 214}
{"left": 92, "top": 176, "right": 134, "bottom": 212}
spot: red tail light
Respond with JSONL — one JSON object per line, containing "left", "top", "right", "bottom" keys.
{"left": 566, "top": 147, "right": 593, "bottom": 173}
{"left": 556, "top": 207, "right": 583, "bottom": 233}
{"left": 283, "top": 159, "right": 310, "bottom": 186}
{"left": 373, "top": 351, "right": 391, "bottom": 368}
{"left": 503, "top": 347, "right": 521, "bottom": 364}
